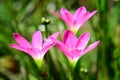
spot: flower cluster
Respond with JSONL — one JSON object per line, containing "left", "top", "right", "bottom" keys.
{"left": 51, "top": 30, "right": 100, "bottom": 62}
{"left": 50, "top": 6, "right": 97, "bottom": 34}
{"left": 10, "top": 31, "right": 59, "bottom": 60}
{"left": 10, "top": 6, "right": 100, "bottom": 67}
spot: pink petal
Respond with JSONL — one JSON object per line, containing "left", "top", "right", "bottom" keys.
{"left": 43, "top": 32, "right": 59, "bottom": 48}
{"left": 63, "top": 30, "right": 77, "bottom": 49}
{"left": 71, "top": 49, "right": 82, "bottom": 61}
{"left": 50, "top": 10, "right": 65, "bottom": 21}
{"left": 29, "top": 47, "right": 42, "bottom": 59}
{"left": 77, "top": 10, "right": 97, "bottom": 26}
{"left": 74, "top": 6, "right": 87, "bottom": 18}
{"left": 43, "top": 39, "right": 53, "bottom": 48}
{"left": 9, "top": 44, "right": 28, "bottom": 53}
{"left": 50, "top": 32, "right": 59, "bottom": 38}
{"left": 50, "top": 10, "right": 71, "bottom": 27}
{"left": 51, "top": 37, "right": 71, "bottom": 59}
{"left": 88, "top": 10, "right": 97, "bottom": 18}
{"left": 32, "top": 31, "right": 42, "bottom": 49}
{"left": 10, "top": 44, "right": 38, "bottom": 59}
{"left": 83, "top": 41, "right": 100, "bottom": 54}
{"left": 76, "top": 32, "right": 90, "bottom": 50}
{"left": 42, "top": 44, "right": 54, "bottom": 56}
{"left": 13, "top": 33, "right": 32, "bottom": 49}
{"left": 60, "top": 8, "right": 73, "bottom": 24}
{"left": 41, "top": 32, "right": 59, "bottom": 56}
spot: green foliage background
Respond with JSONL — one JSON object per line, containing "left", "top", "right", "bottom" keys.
{"left": 0, "top": 0, "right": 120, "bottom": 80}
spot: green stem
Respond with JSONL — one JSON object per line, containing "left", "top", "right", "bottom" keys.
{"left": 69, "top": 61, "right": 76, "bottom": 80}
{"left": 45, "top": 24, "right": 48, "bottom": 37}
{"left": 42, "top": 18, "right": 51, "bottom": 79}
{"left": 70, "top": 66, "right": 73, "bottom": 80}
{"left": 34, "top": 59, "right": 43, "bottom": 70}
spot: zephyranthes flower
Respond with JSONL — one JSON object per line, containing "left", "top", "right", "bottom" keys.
{"left": 10, "top": 31, "right": 59, "bottom": 67}
{"left": 51, "top": 30, "right": 100, "bottom": 63}
{"left": 51, "top": 6, "right": 96, "bottom": 34}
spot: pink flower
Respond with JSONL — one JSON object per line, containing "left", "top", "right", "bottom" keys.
{"left": 10, "top": 31, "right": 59, "bottom": 60}
{"left": 51, "top": 30, "right": 100, "bottom": 62}
{"left": 50, "top": 6, "right": 97, "bottom": 33}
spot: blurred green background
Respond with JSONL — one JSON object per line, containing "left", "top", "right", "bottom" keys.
{"left": 0, "top": 0, "right": 120, "bottom": 80}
